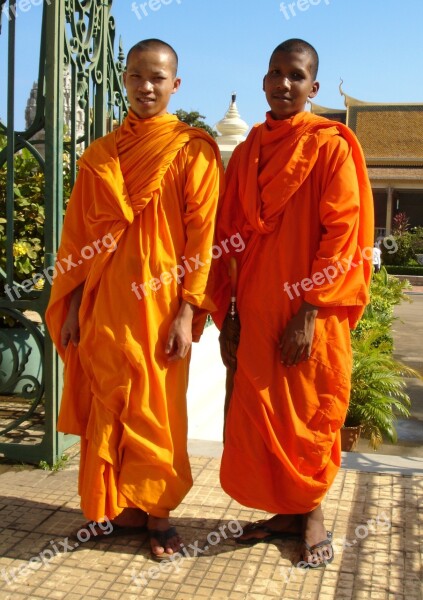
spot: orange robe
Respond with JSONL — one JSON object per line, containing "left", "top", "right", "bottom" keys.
{"left": 214, "top": 111, "right": 373, "bottom": 514}
{"left": 46, "top": 110, "right": 222, "bottom": 521}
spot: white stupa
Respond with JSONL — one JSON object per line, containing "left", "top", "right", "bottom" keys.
{"left": 215, "top": 93, "right": 249, "bottom": 167}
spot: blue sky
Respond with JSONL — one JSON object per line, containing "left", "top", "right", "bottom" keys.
{"left": 1, "top": 0, "right": 423, "bottom": 132}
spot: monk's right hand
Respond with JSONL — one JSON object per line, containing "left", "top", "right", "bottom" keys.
{"left": 60, "top": 308, "right": 80, "bottom": 348}
{"left": 279, "top": 301, "right": 318, "bottom": 366}
{"left": 165, "top": 300, "right": 194, "bottom": 362}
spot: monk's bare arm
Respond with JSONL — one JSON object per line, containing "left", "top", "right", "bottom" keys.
{"left": 165, "top": 300, "right": 195, "bottom": 362}
{"left": 60, "top": 283, "right": 84, "bottom": 348}
{"left": 279, "top": 301, "right": 318, "bottom": 366}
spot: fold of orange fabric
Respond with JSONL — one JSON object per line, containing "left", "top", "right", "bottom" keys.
{"left": 214, "top": 111, "right": 374, "bottom": 514}
{"left": 213, "top": 111, "right": 373, "bottom": 328}
{"left": 46, "top": 111, "right": 223, "bottom": 521}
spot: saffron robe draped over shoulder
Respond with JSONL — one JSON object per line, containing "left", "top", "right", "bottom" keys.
{"left": 46, "top": 110, "right": 223, "bottom": 520}
{"left": 214, "top": 111, "right": 374, "bottom": 514}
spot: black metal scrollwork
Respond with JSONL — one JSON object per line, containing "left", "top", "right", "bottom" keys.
{"left": 0, "top": 308, "right": 44, "bottom": 436}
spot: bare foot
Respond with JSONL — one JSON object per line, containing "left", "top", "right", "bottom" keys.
{"left": 301, "top": 506, "right": 333, "bottom": 567}
{"left": 73, "top": 508, "right": 148, "bottom": 540}
{"left": 148, "top": 515, "right": 183, "bottom": 559}
{"left": 238, "top": 514, "right": 301, "bottom": 543}
{"left": 113, "top": 508, "right": 148, "bottom": 528}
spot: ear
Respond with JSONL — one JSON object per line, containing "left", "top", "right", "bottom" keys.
{"left": 308, "top": 81, "right": 320, "bottom": 99}
{"left": 172, "top": 77, "right": 182, "bottom": 95}
{"left": 123, "top": 71, "right": 127, "bottom": 88}
{"left": 262, "top": 75, "right": 267, "bottom": 92}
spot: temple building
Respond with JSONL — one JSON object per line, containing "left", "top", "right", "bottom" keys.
{"left": 310, "top": 86, "right": 423, "bottom": 235}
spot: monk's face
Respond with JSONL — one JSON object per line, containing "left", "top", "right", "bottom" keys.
{"left": 263, "top": 50, "right": 319, "bottom": 120}
{"left": 123, "top": 49, "right": 181, "bottom": 119}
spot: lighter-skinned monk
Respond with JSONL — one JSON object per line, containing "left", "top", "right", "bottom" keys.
{"left": 214, "top": 39, "right": 374, "bottom": 568}
{"left": 46, "top": 39, "right": 223, "bottom": 561}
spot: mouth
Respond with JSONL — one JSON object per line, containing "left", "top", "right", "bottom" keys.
{"left": 137, "top": 97, "right": 155, "bottom": 105}
{"left": 273, "top": 95, "right": 291, "bottom": 102}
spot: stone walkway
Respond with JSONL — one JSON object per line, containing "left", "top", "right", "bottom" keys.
{"left": 0, "top": 446, "right": 422, "bottom": 599}
{"left": 0, "top": 294, "right": 422, "bottom": 599}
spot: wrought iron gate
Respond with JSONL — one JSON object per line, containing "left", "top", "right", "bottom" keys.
{"left": 0, "top": 0, "right": 127, "bottom": 464}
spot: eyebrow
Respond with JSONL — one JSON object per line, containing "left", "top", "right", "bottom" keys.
{"left": 269, "top": 64, "right": 308, "bottom": 74}
{"left": 127, "top": 67, "right": 167, "bottom": 75}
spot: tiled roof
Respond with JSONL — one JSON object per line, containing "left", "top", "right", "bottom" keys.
{"left": 350, "top": 107, "right": 423, "bottom": 159}
{"left": 309, "top": 102, "right": 347, "bottom": 124}
{"left": 367, "top": 166, "right": 423, "bottom": 182}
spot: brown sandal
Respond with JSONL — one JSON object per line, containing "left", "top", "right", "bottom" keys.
{"left": 300, "top": 531, "right": 334, "bottom": 568}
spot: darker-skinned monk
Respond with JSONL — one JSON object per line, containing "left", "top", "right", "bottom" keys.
{"left": 46, "top": 38, "right": 223, "bottom": 561}
{"left": 214, "top": 39, "right": 374, "bottom": 568}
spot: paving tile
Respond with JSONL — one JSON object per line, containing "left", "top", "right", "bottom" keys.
{"left": 0, "top": 450, "right": 422, "bottom": 599}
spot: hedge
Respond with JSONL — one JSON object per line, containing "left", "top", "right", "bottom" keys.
{"left": 385, "top": 266, "right": 423, "bottom": 275}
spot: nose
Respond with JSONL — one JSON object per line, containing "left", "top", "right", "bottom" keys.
{"left": 277, "top": 77, "right": 290, "bottom": 91}
{"left": 137, "top": 78, "right": 153, "bottom": 93}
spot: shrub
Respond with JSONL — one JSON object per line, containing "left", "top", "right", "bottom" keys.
{"left": 0, "top": 146, "right": 45, "bottom": 282}
{"left": 0, "top": 135, "right": 72, "bottom": 289}
{"left": 409, "top": 226, "right": 423, "bottom": 255}
{"left": 382, "top": 231, "right": 415, "bottom": 266}
{"left": 348, "top": 330, "right": 415, "bottom": 449}
{"left": 348, "top": 269, "right": 417, "bottom": 449}
{"left": 351, "top": 267, "right": 411, "bottom": 351}
{"left": 385, "top": 266, "right": 423, "bottom": 275}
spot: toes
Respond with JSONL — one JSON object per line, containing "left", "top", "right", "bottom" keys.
{"left": 151, "top": 543, "right": 165, "bottom": 557}
{"left": 165, "top": 534, "right": 182, "bottom": 554}
{"left": 303, "top": 544, "right": 333, "bottom": 566}
{"left": 149, "top": 530, "right": 183, "bottom": 557}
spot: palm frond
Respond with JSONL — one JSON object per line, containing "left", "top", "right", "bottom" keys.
{"left": 347, "top": 341, "right": 420, "bottom": 449}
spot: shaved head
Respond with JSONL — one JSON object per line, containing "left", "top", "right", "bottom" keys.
{"left": 270, "top": 39, "right": 319, "bottom": 80}
{"left": 126, "top": 38, "right": 179, "bottom": 76}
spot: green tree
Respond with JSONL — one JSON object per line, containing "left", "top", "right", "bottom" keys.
{"left": 174, "top": 109, "right": 217, "bottom": 138}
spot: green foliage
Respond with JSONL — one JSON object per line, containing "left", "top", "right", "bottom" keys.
{"left": 0, "top": 134, "right": 72, "bottom": 287}
{"left": 348, "top": 330, "right": 415, "bottom": 449}
{"left": 351, "top": 267, "right": 410, "bottom": 350}
{"left": 38, "top": 453, "right": 70, "bottom": 472}
{"left": 348, "top": 269, "right": 418, "bottom": 448}
{"left": 0, "top": 146, "right": 45, "bottom": 280}
{"left": 382, "top": 224, "right": 423, "bottom": 267}
{"left": 409, "top": 226, "right": 423, "bottom": 254}
{"left": 382, "top": 231, "right": 416, "bottom": 266}
{"left": 385, "top": 266, "right": 423, "bottom": 275}
{"left": 174, "top": 109, "right": 217, "bottom": 138}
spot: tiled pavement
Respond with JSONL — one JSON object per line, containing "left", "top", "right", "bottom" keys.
{"left": 1, "top": 293, "right": 422, "bottom": 599}
{"left": 0, "top": 445, "right": 422, "bottom": 599}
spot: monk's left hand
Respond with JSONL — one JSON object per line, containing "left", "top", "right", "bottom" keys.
{"left": 165, "top": 300, "right": 194, "bottom": 362}
{"left": 279, "top": 301, "right": 318, "bottom": 366}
